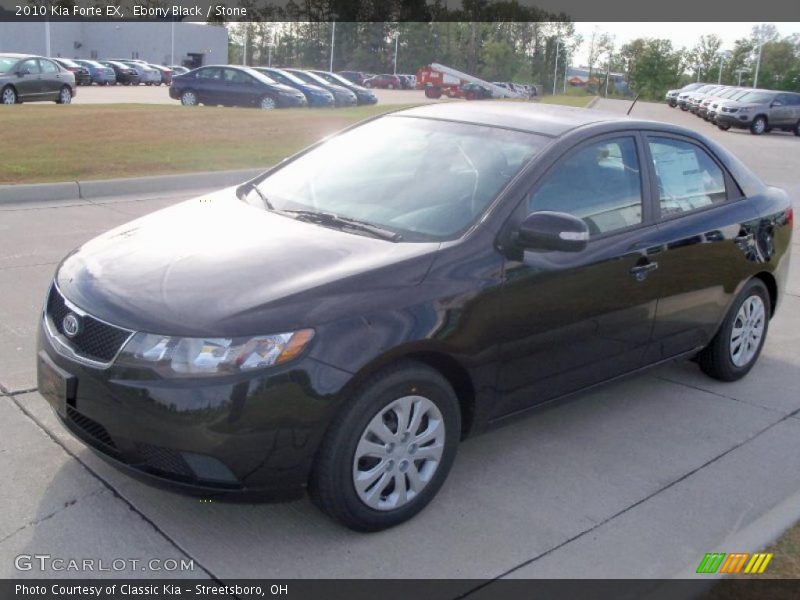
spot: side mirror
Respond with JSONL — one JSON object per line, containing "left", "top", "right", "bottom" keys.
{"left": 517, "top": 211, "right": 589, "bottom": 253}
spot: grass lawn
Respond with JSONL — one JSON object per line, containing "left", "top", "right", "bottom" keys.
{"left": 4, "top": 95, "right": 595, "bottom": 185}
{"left": 538, "top": 94, "right": 595, "bottom": 107}
{"left": 2, "top": 103, "right": 413, "bottom": 184}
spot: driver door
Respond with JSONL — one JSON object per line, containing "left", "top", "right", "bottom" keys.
{"left": 493, "top": 134, "right": 663, "bottom": 419}
{"left": 15, "top": 58, "right": 44, "bottom": 100}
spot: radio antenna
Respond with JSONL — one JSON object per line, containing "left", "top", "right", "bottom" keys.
{"left": 627, "top": 94, "right": 640, "bottom": 115}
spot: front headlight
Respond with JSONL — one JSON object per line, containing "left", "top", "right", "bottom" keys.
{"left": 116, "top": 329, "right": 314, "bottom": 377}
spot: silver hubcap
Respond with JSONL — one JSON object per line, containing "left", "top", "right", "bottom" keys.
{"left": 730, "top": 295, "right": 765, "bottom": 367}
{"left": 260, "top": 97, "right": 276, "bottom": 109}
{"left": 2, "top": 88, "right": 15, "bottom": 104}
{"left": 352, "top": 395, "right": 445, "bottom": 511}
{"left": 182, "top": 92, "right": 196, "bottom": 106}
{"left": 754, "top": 118, "right": 765, "bottom": 134}
{"left": 60, "top": 88, "right": 71, "bottom": 103}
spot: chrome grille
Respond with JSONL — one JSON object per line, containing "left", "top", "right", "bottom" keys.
{"left": 46, "top": 285, "right": 132, "bottom": 364}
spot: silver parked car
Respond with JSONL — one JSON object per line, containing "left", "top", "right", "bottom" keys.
{"left": 0, "top": 53, "right": 76, "bottom": 105}
{"left": 716, "top": 89, "right": 800, "bottom": 135}
{"left": 665, "top": 82, "right": 706, "bottom": 107}
{"left": 109, "top": 59, "right": 162, "bottom": 85}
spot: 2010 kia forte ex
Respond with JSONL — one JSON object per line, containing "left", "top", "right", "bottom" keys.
{"left": 37, "top": 103, "right": 792, "bottom": 531}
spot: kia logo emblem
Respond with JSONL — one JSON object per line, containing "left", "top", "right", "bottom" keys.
{"left": 62, "top": 313, "right": 80, "bottom": 338}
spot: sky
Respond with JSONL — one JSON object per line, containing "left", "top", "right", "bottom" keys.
{"left": 572, "top": 22, "right": 800, "bottom": 65}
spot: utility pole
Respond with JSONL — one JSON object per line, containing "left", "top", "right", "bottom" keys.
{"left": 329, "top": 21, "right": 336, "bottom": 72}
{"left": 552, "top": 38, "right": 560, "bottom": 96}
{"left": 170, "top": 20, "right": 175, "bottom": 66}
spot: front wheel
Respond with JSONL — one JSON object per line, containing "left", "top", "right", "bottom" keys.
{"left": 56, "top": 86, "right": 72, "bottom": 104}
{"left": 259, "top": 95, "right": 276, "bottom": 110}
{"left": 718, "top": 123, "right": 731, "bottom": 131}
{"left": 180, "top": 90, "right": 198, "bottom": 106}
{"left": 698, "top": 279, "right": 770, "bottom": 381}
{"left": 750, "top": 116, "right": 767, "bottom": 135}
{"left": 310, "top": 361, "right": 460, "bottom": 531}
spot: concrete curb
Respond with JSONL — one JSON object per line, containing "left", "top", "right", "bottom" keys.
{"left": 585, "top": 96, "right": 600, "bottom": 109}
{"left": 0, "top": 168, "right": 265, "bottom": 205}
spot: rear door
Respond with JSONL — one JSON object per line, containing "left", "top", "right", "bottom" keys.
{"left": 494, "top": 133, "right": 663, "bottom": 418}
{"left": 193, "top": 67, "right": 222, "bottom": 104}
{"left": 37, "top": 58, "right": 64, "bottom": 98}
{"left": 642, "top": 134, "right": 760, "bottom": 358}
{"left": 769, "top": 94, "right": 794, "bottom": 127}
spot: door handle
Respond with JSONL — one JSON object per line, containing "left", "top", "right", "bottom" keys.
{"left": 630, "top": 261, "right": 658, "bottom": 281}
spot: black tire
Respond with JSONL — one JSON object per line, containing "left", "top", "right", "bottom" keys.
{"left": 310, "top": 361, "right": 460, "bottom": 531}
{"left": 1, "top": 85, "right": 18, "bottom": 105}
{"left": 750, "top": 116, "right": 767, "bottom": 135}
{"left": 718, "top": 123, "right": 730, "bottom": 131}
{"left": 697, "top": 279, "right": 770, "bottom": 382}
{"left": 680, "top": 105, "right": 688, "bottom": 111}
{"left": 55, "top": 85, "right": 72, "bottom": 105}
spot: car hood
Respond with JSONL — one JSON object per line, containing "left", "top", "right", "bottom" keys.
{"left": 56, "top": 188, "right": 440, "bottom": 337}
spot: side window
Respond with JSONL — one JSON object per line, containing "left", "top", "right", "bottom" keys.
{"left": 528, "top": 137, "right": 643, "bottom": 236}
{"left": 197, "top": 68, "right": 220, "bottom": 80}
{"left": 20, "top": 59, "right": 41, "bottom": 74}
{"left": 223, "top": 69, "right": 252, "bottom": 84}
{"left": 648, "top": 137, "right": 727, "bottom": 217}
{"left": 39, "top": 59, "right": 58, "bottom": 74}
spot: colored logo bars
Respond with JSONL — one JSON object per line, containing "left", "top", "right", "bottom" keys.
{"left": 696, "top": 552, "right": 773, "bottom": 574}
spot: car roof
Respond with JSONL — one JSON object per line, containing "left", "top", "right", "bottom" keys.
{"left": 394, "top": 101, "right": 642, "bottom": 138}
{"left": 0, "top": 53, "right": 37, "bottom": 59}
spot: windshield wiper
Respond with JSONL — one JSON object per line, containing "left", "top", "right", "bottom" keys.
{"left": 245, "top": 183, "right": 274, "bottom": 210}
{"left": 282, "top": 209, "right": 402, "bottom": 242}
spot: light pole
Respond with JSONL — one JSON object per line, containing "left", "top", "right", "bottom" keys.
{"left": 329, "top": 21, "right": 336, "bottom": 72}
{"left": 753, "top": 41, "right": 765, "bottom": 88}
{"left": 242, "top": 24, "right": 248, "bottom": 66}
{"left": 170, "top": 20, "right": 175, "bottom": 66}
{"left": 563, "top": 53, "right": 568, "bottom": 94}
{"left": 716, "top": 50, "right": 731, "bottom": 85}
{"left": 393, "top": 31, "right": 400, "bottom": 75}
{"left": 605, "top": 51, "right": 612, "bottom": 97}
{"left": 735, "top": 68, "right": 749, "bottom": 86}
{"left": 44, "top": 19, "right": 51, "bottom": 57}
{"left": 552, "top": 37, "right": 560, "bottom": 96}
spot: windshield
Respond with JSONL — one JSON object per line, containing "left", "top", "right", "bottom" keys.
{"left": 58, "top": 58, "right": 80, "bottom": 68}
{"left": 682, "top": 83, "right": 704, "bottom": 91}
{"left": 317, "top": 71, "right": 353, "bottom": 87}
{"left": 250, "top": 116, "right": 547, "bottom": 241}
{"left": 736, "top": 91, "right": 774, "bottom": 104}
{"left": 81, "top": 60, "right": 104, "bottom": 68}
{"left": 290, "top": 70, "right": 330, "bottom": 86}
{"left": 0, "top": 57, "right": 22, "bottom": 74}
{"left": 266, "top": 69, "right": 304, "bottom": 85}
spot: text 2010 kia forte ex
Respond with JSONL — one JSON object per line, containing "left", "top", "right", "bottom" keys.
{"left": 37, "top": 103, "right": 792, "bottom": 531}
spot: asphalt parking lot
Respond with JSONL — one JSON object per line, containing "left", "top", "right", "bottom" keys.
{"left": 1, "top": 98, "right": 799, "bottom": 583}
{"left": 71, "top": 83, "right": 441, "bottom": 106}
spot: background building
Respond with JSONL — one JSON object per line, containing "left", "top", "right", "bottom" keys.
{"left": 0, "top": 21, "right": 228, "bottom": 67}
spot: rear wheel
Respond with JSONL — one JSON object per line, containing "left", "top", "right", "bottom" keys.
{"left": 698, "top": 279, "right": 770, "bottom": 382}
{"left": 717, "top": 123, "right": 730, "bottom": 131}
{"left": 310, "top": 361, "right": 460, "bottom": 531}
{"left": 425, "top": 86, "right": 442, "bottom": 99}
{"left": 56, "top": 86, "right": 72, "bottom": 104}
{"left": 750, "top": 116, "right": 767, "bottom": 135}
{"left": 1, "top": 85, "right": 17, "bottom": 105}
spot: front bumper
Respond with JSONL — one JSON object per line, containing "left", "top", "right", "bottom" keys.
{"left": 716, "top": 112, "right": 753, "bottom": 129}
{"left": 37, "top": 318, "right": 351, "bottom": 501}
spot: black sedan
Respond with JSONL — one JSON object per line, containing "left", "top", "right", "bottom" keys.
{"left": 99, "top": 60, "right": 141, "bottom": 86}
{"left": 37, "top": 103, "right": 791, "bottom": 532}
{"left": 254, "top": 67, "right": 335, "bottom": 107}
{"left": 309, "top": 70, "right": 377, "bottom": 105}
{"left": 282, "top": 68, "right": 358, "bottom": 107}
{"left": 170, "top": 65, "right": 307, "bottom": 109}
{"left": 52, "top": 58, "right": 92, "bottom": 86}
